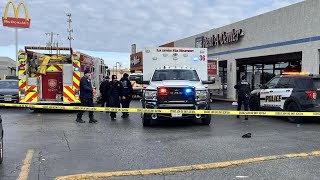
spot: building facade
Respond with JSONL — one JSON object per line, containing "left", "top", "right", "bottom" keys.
{"left": 131, "top": 0, "right": 320, "bottom": 100}
{"left": 0, "top": 57, "right": 16, "bottom": 79}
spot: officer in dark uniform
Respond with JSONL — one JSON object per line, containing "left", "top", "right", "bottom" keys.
{"left": 99, "top": 76, "right": 110, "bottom": 108}
{"left": 108, "top": 75, "right": 123, "bottom": 120}
{"left": 234, "top": 75, "right": 251, "bottom": 120}
{"left": 76, "top": 69, "right": 98, "bottom": 123}
{"left": 120, "top": 73, "right": 133, "bottom": 118}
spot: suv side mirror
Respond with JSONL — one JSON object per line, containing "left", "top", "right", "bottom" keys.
{"left": 259, "top": 84, "right": 267, "bottom": 89}
{"left": 202, "top": 77, "right": 215, "bottom": 84}
{"left": 135, "top": 77, "right": 149, "bottom": 85}
{"left": 209, "top": 77, "right": 215, "bottom": 83}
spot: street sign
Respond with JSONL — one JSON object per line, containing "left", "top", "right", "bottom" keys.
{"left": 2, "top": 1, "right": 31, "bottom": 28}
{"left": 119, "top": 69, "right": 124, "bottom": 74}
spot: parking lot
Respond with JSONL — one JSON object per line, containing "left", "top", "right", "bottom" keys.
{"left": 1, "top": 100, "right": 320, "bottom": 180}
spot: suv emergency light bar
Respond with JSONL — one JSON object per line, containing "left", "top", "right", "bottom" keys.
{"left": 282, "top": 72, "right": 311, "bottom": 76}
{"left": 158, "top": 66, "right": 195, "bottom": 70}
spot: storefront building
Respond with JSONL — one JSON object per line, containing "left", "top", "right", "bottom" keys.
{"left": 176, "top": 0, "right": 320, "bottom": 100}
{"left": 131, "top": 0, "right": 320, "bottom": 100}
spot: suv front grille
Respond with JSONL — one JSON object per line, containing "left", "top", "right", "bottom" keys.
{"left": 157, "top": 87, "right": 195, "bottom": 103}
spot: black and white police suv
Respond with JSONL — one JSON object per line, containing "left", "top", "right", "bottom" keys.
{"left": 249, "top": 73, "right": 320, "bottom": 123}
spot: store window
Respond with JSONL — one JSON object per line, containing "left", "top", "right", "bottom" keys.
{"left": 237, "top": 61, "right": 300, "bottom": 89}
{"left": 237, "top": 52, "right": 302, "bottom": 90}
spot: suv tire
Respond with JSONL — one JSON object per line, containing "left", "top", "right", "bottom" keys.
{"left": 286, "top": 102, "right": 302, "bottom": 123}
{"left": 201, "top": 115, "right": 211, "bottom": 125}
{"left": 0, "top": 137, "right": 3, "bottom": 164}
{"left": 142, "top": 115, "right": 152, "bottom": 127}
{"left": 249, "top": 97, "right": 260, "bottom": 111}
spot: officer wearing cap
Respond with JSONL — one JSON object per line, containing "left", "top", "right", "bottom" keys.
{"left": 120, "top": 73, "right": 133, "bottom": 118}
{"left": 234, "top": 75, "right": 251, "bottom": 120}
{"left": 99, "top": 76, "right": 110, "bottom": 109}
{"left": 76, "top": 69, "right": 98, "bottom": 123}
{"left": 108, "top": 75, "right": 123, "bottom": 120}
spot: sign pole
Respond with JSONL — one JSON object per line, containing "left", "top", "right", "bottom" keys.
{"left": 2, "top": 1, "right": 31, "bottom": 77}
{"left": 15, "top": 28, "right": 18, "bottom": 76}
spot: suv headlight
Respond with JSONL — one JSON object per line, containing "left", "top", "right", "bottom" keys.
{"left": 144, "top": 90, "right": 157, "bottom": 101}
{"left": 196, "top": 90, "right": 208, "bottom": 100}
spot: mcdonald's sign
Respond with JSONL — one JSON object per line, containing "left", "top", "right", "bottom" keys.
{"left": 2, "top": 1, "right": 30, "bottom": 28}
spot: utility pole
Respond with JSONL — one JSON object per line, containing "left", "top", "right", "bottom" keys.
{"left": 45, "top": 32, "right": 59, "bottom": 54}
{"left": 66, "top": 13, "right": 74, "bottom": 52}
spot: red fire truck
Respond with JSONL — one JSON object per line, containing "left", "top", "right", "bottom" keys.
{"left": 18, "top": 46, "right": 99, "bottom": 104}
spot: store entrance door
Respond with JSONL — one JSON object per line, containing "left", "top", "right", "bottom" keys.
{"left": 219, "top": 60, "right": 228, "bottom": 98}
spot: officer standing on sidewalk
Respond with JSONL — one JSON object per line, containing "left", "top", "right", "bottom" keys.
{"left": 234, "top": 75, "right": 251, "bottom": 120}
{"left": 76, "top": 69, "right": 98, "bottom": 123}
{"left": 120, "top": 73, "right": 133, "bottom": 118}
{"left": 108, "top": 75, "right": 123, "bottom": 120}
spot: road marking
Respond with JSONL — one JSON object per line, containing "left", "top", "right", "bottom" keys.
{"left": 17, "top": 149, "right": 34, "bottom": 180}
{"left": 55, "top": 150, "right": 320, "bottom": 180}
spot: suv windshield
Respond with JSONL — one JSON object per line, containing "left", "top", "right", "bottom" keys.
{"left": 152, "top": 69, "right": 200, "bottom": 81}
{"left": 0, "top": 81, "right": 18, "bottom": 89}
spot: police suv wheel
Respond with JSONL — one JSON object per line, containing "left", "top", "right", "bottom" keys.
{"left": 286, "top": 102, "right": 302, "bottom": 123}
{"left": 142, "top": 115, "right": 152, "bottom": 127}
{"left": 201, "top": 115, "right": 211, "bottom": 125}
{"left": 0, "top": 137, "right": 3, "bottom": 164}
{"left": 249, "top": 97, "right": 260, "bottom": 111}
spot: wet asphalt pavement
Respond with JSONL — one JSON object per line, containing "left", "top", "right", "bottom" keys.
{"left": 1, "top": 100, "right": 320, "bottom": 180}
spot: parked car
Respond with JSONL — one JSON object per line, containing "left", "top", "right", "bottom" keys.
{"left": 0, "top": 80, "right": 18, "bottom": 103}
{"left": 0, "top": 115, "right": 3, "bottom": 164}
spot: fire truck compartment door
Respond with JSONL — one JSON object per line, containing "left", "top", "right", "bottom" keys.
{"left": 28, "top": 78, "right": 38, "bottom": 86}
{"left": 42, "top": 72, "right": 63, "bottom": 100}
{"left": 63, "top": 64, "right": 73, "bottom": 86}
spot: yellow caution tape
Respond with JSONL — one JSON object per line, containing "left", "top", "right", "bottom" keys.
{"left": 0, "top": 103, "right": 319, "bottom": 116}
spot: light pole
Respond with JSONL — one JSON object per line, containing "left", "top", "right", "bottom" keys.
{"left": 113, "top": 66, "right": 116, "bottom": 76}
{"left": 115, "top": 62, "right": 120, "bottom": 78}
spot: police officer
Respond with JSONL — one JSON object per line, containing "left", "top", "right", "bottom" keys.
{"left": 108, "top": 75, "right": 123, "bottom": 120}
{"left": 120, "top": 73, "right": 133, "bottom": 118}
{"left": 234, "top": 75, "right": 251, "bottom": 120}
{"left": 99, "top": 76, "right": 110, "bottom": 108}
{"left": 76, "top": 69, "right": 98, "bottom": 123}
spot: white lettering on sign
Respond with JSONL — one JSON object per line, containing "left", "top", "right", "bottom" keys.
{"left": 265, "top": 95, "right": 282, "bottom": 102}
{"left": 156, "top": 49, "right": 195, "bottom": 53}
{"left": 195, "top": 29, "right": 244, "bottom": 48}
{"left": 130, "top": 56, "right": 141, "bottom": 65}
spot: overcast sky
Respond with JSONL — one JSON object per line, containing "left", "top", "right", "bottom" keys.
{"left": 0, "top": 0, "right": 303, "bottom": 68}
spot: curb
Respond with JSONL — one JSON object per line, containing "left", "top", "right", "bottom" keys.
{"left": 211, "top": 98, "right": 235, "bottom": 102}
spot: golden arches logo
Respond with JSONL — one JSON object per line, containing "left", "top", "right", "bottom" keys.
{"left": 2, "top": 0, "right": 31, "bottom": 28}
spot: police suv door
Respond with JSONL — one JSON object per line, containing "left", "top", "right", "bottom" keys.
{"left": 271, "top": 77, "right": 293, "bottom": 110}
{"left": 260, "top": 77, "right": 280, "bottom": 108}
{"left": 260, "top": 77, "right": 293, "bottom": 110}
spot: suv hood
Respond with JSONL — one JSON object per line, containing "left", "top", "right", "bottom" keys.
{"left": 146, "top": 80, "right": 206, "bottom": 90}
